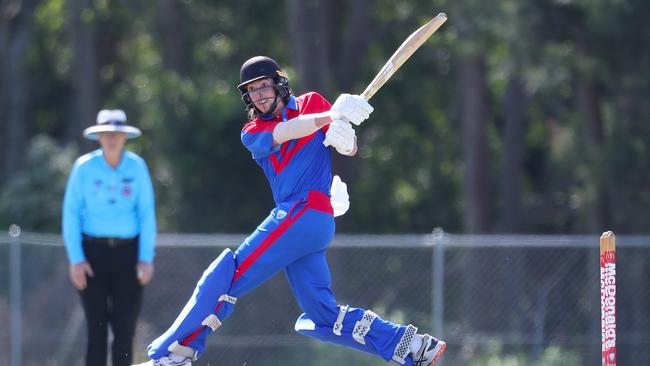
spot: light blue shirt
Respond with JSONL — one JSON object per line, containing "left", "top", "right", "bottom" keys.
{"left": 62, "top": 149, "right": 157, "bottom": 264}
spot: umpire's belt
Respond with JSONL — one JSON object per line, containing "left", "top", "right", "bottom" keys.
{"left": 83, "top": 234, "right": 137, "bottom": 247}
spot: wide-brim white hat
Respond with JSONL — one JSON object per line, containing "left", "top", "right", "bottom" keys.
{"left": 83, "top": 109, "right": 142, "bottom": 140}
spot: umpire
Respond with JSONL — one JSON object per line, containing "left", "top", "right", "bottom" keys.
{"left": 62, "top": 109, "right": 157, "bottom": 366}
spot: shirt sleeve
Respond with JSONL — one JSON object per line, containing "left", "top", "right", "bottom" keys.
{"left": 136, "top": 159, "right": 157, "bottom": 262}
{"left": 300, "top": 92, "right": 332, "bottom": 133}
{"left": 241, "top": 120, "right": 281, "bottom": 159}
{"left": 62, "top": 160, "right": 85, "bottom": 264}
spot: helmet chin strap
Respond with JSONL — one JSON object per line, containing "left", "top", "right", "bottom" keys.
{"left": 258, "top": 94, "right": 280, "bottom": 120}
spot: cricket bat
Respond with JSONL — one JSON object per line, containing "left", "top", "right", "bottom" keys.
{"left": 360, "top": 13, "right": 447, "bottom": 101}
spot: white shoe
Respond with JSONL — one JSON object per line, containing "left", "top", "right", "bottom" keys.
{"left": 132, "top": 356, "right": 193, "bottom": 366}
{"left": 412, "top": 334, "right": 446, "bottom": 366}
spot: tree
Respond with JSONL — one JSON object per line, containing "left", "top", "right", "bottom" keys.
{"left": 2, "top": 0, "right": 39, "bottom": 179}
{"left": 156, "top": 0, "right": 190, "bottom": 76}
{"left": 67, "top": 0, "right": 98, "bottom": 150}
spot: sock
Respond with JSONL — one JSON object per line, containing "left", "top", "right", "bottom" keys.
{"left": 409, "top": 334, "right": 424, "bottom": 355}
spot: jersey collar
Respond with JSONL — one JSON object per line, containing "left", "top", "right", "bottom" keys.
{"left": 282, "top": 96, "right": 298, "bottom": 121}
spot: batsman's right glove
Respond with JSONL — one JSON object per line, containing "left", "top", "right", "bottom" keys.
{"left": 323, "top": 119, "right": 356, "bottom": 155}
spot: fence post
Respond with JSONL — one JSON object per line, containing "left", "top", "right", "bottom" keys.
{"left": 432, "top": 228, "right": 445, "bottom": 340}
{"left": 9, "top": 225, "right": 22, "bottom": 366}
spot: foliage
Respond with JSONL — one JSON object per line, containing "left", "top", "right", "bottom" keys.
{"left": 0, "top": 135, "right": 77, "bottom": 232}
{"left": 2, "top": 0, "right": 649, "bottom": 233}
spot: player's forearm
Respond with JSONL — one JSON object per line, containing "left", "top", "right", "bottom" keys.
{"left": 272, "top": 112, "right": 332, "bottom": 145}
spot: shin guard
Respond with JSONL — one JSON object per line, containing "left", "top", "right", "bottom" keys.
{"left": 148, "top": 248, "right": 237, "bottom": 359}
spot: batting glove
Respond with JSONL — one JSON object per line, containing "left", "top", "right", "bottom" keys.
{"left": 323, "top": 119, "right": 356, "bottom": 155}
{"left": 330, "top": 93, "right": 374, "bottom": 125}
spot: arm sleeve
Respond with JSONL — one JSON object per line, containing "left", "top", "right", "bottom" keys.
{"left": 136, "top": 160, "right": 157, "bottom": 263}
{"left": 272, "top": 114, "right": 324, "bottom": 145}
{"left": 272, "top": 92, "right": 336, "bottom": 145}
{"left": 241, "top": 121, "right": 281, "bottom": 159}
{"left": 303, "top": 92, "right": 332, "bottom": 133}
{"left": 62, "top": 161, "right": 85, "bottom": 264}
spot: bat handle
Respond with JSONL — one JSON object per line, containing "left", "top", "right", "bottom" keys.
{"left": 360, "top": 89, "right": 373, "bottom": 101}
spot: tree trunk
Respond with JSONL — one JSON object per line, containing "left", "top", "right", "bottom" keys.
{"left": 330, "top": 0, "right": 372, "bottom": 183}
{"left": 333, "top": 0, "right": 370, "bottom": 92}
{"left": 459, "top": 55, "right": 489, "bottom": 233}
{"left": 577, "top": 72, "right": 609, "bottom": 232}
{"left": 68, "top": 0, "right": 99, "bottom": 151}
{"left": 287, "top": 0, "right": 331, "bottom": 94}
{"left": 0, "top": 3, "right": 8, "bottom": 179}
{"left": 499, "top": 75, "right": 528, "bottom": 339}
{"left": 290, "top": 0, "right": 371, "bottom": 228}
{"left": 501, "top": 76, "right": 527, "bottom": 232}
{"left": 156, "top": 0, "right": 189, "bottom": 75}
{"left": 458, "top": 54, "right": 496, "bottom": 334}
{"left": 4, "top": 0, "right": 38, "bottom": 176}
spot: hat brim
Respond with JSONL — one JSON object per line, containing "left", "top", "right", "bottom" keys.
{"left": 83, "top": 125, "right": 142, "bottom": 140}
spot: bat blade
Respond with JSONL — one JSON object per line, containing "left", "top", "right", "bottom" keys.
{"left": 361, "top": 13, "right": 447, "bottom": 101}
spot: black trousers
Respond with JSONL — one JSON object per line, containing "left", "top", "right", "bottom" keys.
{"left": 80, "top": 237, "right": 143, "bottom": 366}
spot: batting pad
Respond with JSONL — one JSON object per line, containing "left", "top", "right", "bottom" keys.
{"left": 147, "top": 248, "right": 237, "bottom": 359}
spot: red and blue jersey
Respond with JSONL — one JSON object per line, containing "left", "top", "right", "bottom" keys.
{"left": 241, "top": 92, "right": 332, "bottom": 205}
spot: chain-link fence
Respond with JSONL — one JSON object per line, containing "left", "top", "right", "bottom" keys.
{"left": 1, "top": 232, "right": 649, "bottom": 366}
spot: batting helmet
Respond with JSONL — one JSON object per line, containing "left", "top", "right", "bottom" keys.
{"left": 238, "top": 56, "right": 292, "bottom": 120}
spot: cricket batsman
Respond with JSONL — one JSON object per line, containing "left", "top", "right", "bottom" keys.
{"left": 134, "top": 56, "right": 446, "bottom": 366}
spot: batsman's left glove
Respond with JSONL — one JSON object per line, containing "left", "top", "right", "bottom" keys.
{"left": 330, "top": 93, "right": 373, "bottom": 125}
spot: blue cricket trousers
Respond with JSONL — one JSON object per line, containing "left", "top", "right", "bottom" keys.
{"left": 149, "top": 190, "right": 411, "bottom": 363}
